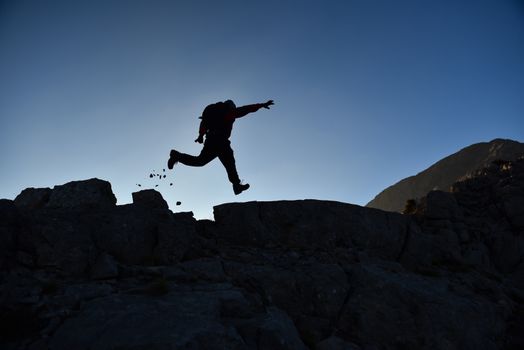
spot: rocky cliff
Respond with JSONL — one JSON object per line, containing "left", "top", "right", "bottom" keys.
{"left": 366, "top": 138, "right": 524, "bottom": 212}
{"left": 1, "top": 158, "right": 524, "bottom": 350}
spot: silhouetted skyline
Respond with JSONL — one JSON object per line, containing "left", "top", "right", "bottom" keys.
{"left": 1, "top": 0, "right": 523, "bottom": 218}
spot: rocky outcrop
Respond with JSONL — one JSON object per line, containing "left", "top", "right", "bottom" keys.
{"left": 14, "top": 188, "right": 52, "bottom": 210}
{"left": 46, "top": 178, "right": 117, "bottom": 209}
{"left": 367, "top": 138, "right": 524, "bottom": 212}
{"left": 132, "top": 189, "right": 168, "bottom": 209}
{"left": 1, "top": 160, "right": 524, "bottom": 349}
{"left": 213, "top": 200, "right": 407, "bottom": 260}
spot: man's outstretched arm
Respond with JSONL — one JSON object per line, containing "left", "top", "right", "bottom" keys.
{"left": 233, "top": 100, "right": 274, "bottom": 119}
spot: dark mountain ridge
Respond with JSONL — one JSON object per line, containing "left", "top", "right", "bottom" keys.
{"left": 1, "top": 157, "right": 524, "bottom": 349}
{"left": 367, "top": 138, "right": 524, "bottom": 212}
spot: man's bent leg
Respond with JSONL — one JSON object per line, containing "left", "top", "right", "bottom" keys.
{"left": 178, "top": 145, "right": 216, "bottom": 167}
{"left": 168, "top": 141, "right": 217, "bottom": 169}
{"left": 217, "top": 142, "right": 241, "bottom": 184}
{"left": 218, "top": 142, "right": 249, "bottom": 195}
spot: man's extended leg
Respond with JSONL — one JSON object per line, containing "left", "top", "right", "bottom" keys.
{"left": 217, "top": 142, "right": 249, "bottom": 195}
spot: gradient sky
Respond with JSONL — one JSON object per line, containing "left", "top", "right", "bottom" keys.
{"left": 1, "top": 0, "right": 523, "bottom": 219}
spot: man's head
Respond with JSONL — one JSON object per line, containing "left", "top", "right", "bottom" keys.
{"left": 224, "top": 99, "right": 236, "bottom": 111}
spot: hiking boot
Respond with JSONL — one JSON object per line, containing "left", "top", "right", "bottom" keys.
{"left": 167, "top": 150, "right": 180, "bottom": 170}
{"left": 233, "top": 183, "right": 250, "bottom": 195}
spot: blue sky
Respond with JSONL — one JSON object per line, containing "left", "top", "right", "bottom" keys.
{"left": 1, "top": 0, "right": 523, "bottom": 219}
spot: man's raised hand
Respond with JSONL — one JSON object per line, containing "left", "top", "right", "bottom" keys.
{"left": 262, "top": 100, "right": 274, "bottom": 109}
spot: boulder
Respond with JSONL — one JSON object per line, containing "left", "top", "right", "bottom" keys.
{"left": 46, "top": 178, "right": 116, "bottom": 209}
{"left": 132, "top": 189, "right": 168, "bottom": 210}
{"left": 213, "top": 200, "right": 408, "bottom": 261}
{"left": 14, "top": 187, "right": 52, "bottom": 210}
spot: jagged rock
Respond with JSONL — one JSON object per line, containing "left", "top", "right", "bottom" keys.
{"left": 132, "top": 189, "right": 168, "bottom": 209}
{"left": 401, "top": 157, "right": 524, "bottom": 277}
{"left": 14, "top": 187, "right": 52, "bottom": 210}
{"left": 46, "top": 178, "right": 116, "bottom": 209}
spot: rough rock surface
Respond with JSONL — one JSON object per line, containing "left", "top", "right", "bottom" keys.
{"left": 14, "top": 188, "right": 52, "bottom": 210}
{"left": 367, "top": 138, "right": 524, "bottom": 212}
{"left": 46, "top": 178, "right": 117, "bottom": 209}
{"left": 1, "top": 159, "right": 524, "bottom": 349}
{"left": 132, "top": 189, "right": 168, "bottom": 209}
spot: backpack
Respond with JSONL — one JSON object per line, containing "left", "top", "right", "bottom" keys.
{"left": 199, "top": 101, "right": 233, "bottom": 131}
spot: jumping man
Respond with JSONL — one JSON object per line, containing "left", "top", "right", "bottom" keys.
{"left": 167, "top": 99, "right": 274, "bottom": 195}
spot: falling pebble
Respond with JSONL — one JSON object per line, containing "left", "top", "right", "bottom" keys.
{"left": 176, "top": 201, "right": 181, "bottom": 206}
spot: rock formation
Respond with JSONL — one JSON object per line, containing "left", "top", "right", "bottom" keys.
{"left": 1, "top": 158, "right": 524, "bottom": 349}
{"left": 367, "top": 138, "right": 524, "bottom": 212}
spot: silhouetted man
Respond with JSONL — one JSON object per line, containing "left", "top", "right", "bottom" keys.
{"left": 168, "top": 99, "right": 274, "bottom": 195}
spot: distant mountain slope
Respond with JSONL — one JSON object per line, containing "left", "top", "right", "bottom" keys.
{"left": 366, "top": 138, "right": 524, "bottom": 212}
